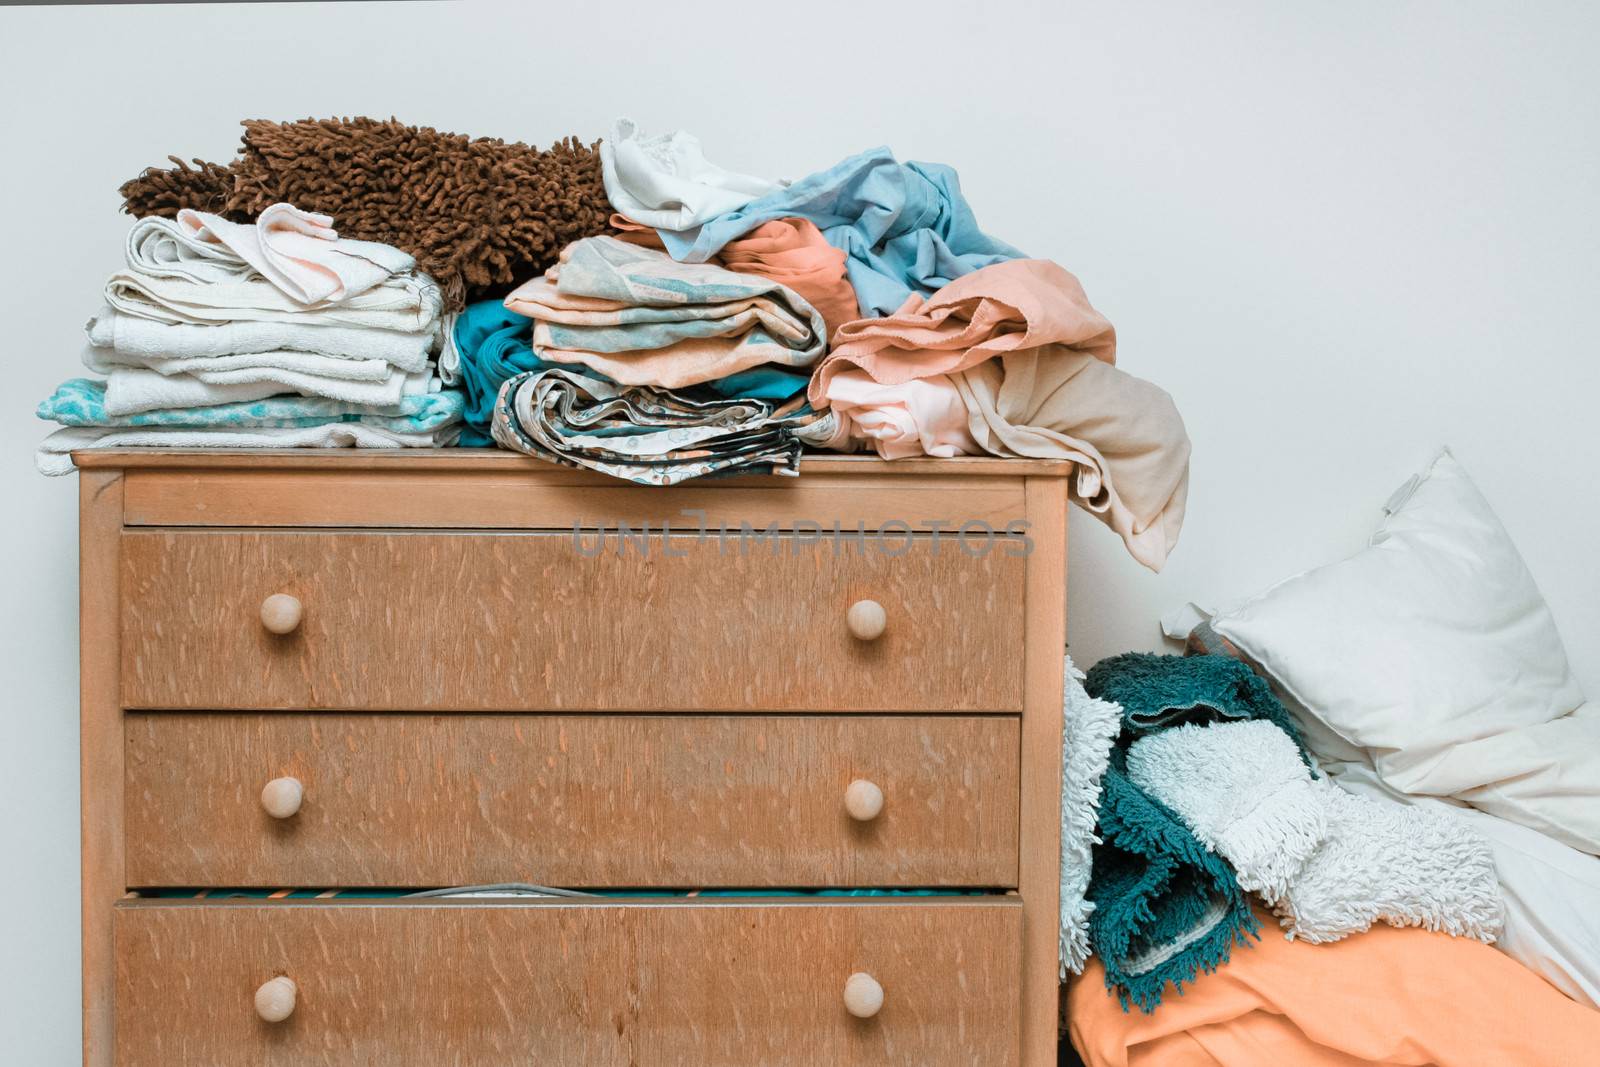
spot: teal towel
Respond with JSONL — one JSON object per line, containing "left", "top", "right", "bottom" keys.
{"left": 1081, "top": 654, "right": 1311, "bottom": 1012}
{"left": 37, "top": 377, "right": 464, "bottom": 433}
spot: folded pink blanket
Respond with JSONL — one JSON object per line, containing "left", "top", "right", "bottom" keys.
{"left": 808, "top": 259, "right": 1115, "bottom": 406}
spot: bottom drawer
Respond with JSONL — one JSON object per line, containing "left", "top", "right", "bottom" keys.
{"left": 114, "top": 897, "right": 1022, "bottom": 1066}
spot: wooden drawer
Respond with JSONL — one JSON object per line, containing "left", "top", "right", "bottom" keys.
{"left": 119, "top": 530, "right": 1025, "bottom": 712}
{"left": 124, "top": 713, "right": 1021, "bottom": 888}
{"left": 113, "top": 897, "right": 1022, "bottom": 1066}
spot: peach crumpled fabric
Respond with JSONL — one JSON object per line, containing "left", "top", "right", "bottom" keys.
{"left": 1068, "top": 905, "right": 1600, "bottom": 1067}
{"left": 609, "top": 215, "right": 859, "bottom": 342}
{"left": 807, "top": 258, "right": 1116, "bottom": 405}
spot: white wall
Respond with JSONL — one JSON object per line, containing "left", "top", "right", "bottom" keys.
{"left": 2, "top": 1, "right": 1596, "bottom": 1060}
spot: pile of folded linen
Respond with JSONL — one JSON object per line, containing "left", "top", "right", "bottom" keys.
{"left": 456, "top": 234, "right": 835, "bottom": 483}
{"left": 36, "top": 204, "right": 462, "bottom": 473}
{"left": 600, "top": 120, "right": 1192, "bottom": 570}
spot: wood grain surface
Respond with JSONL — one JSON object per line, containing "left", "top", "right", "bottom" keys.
{"left": 121, "top": 469, "right": 1031, "bottom": 531}
{"left": 1019, "top": 478, "right": 1069, "bottom": 1064}
{"left": 119, "top": 530, "right": 1026, "bottom": 712}
{"left": 76, "top": 447, "right": 1074, "bottom": 476}
{"left": 79, "top": 470, "right": 124, "bottom": 1067}
{"left": 114, "top": 898, "right": 1023, "bottom": 1066}
{"left": 124, "top": 713, "right": 1022, "bottom": 888}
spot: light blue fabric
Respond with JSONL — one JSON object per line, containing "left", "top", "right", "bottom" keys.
{"left": 37, "top": 377, "right": 464, "bottom": 433}
{"left": 658, "top": 147, "right": 1025, "bottom": 317}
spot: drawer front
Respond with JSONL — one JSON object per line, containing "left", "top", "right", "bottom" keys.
{"left": 114, "top": 899, "right": 1022, "bottom": 1066}
{"left": 120, "top": 530, "right": 1025, "bottom": 712}
{"left": 125, "top": 713, "right": 1021, "bottom": 888}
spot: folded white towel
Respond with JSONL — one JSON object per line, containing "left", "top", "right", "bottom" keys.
{"left": 112, "top": 218, "right": 441, "bottom": 332}
{"left": 1128, "top": 720, "right": 1503, "bottom": 944}
{"left": 86, "top": 348, "right": 397, "bottom": 383}
{"left": 36, "top": 422, "right": 459, "bottom": 476}
{"left": 103, "top": 365, "right": 433, "bottom": 416}
{"left": 86, "top": 306, "right": 435, "bottom": 371}
{"left": 176, "top": 204, "right": 414, "bottom": 305}
{"left": 600, "top": 118, "right": 783, "bottom": 232}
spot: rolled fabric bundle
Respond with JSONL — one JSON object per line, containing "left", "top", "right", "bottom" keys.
{"left": 490, "top": 368, "right": 836, "bottom": 485}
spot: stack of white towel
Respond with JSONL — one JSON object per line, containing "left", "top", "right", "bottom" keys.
{"left": 36, "top": 204, "right": 463, "bottom": 474}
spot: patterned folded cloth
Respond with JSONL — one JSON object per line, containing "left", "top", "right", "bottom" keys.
{"left": 610, "top": 215, "right": 859, "bottom": 342}
{"left": 490, "top": 368, "right": 836, "bottom": 485}
{"left": 503, "top": 236, "right": 824, "bottom": 392}
{"left": 659, "top": 146, "right": 1024, "bottom": 317}
{"left": 38, "top": 378, "right": 464, "bottom": 432}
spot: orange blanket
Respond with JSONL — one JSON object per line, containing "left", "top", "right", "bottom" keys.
{"left": 1069, "top": 908, "right": 1600, "bottom": 1066}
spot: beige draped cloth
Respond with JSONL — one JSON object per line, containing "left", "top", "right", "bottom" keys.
{"left": 955, "top": 348, "right": 1189, "bottom": 572}
{"left": 811, "top": 257, "right": 1190, "bottom": 571}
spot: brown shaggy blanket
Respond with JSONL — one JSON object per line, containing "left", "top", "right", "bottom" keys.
{"left": 119, "top": 117, "right": 614, "bottom": 309}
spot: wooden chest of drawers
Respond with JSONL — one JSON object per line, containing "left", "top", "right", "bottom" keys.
{"left": 76, "top": 450, "right": 1070, "bottom": 1066}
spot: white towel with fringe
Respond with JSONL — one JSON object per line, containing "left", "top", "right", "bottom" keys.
{"left": 102, "top": 364, "right": 434, "bottom": 416}
{"left": 1059, "top": 655, "right": 1122, "bottom": 976}
{"left": 86, "top": 306, "right": 434, "bottom": 371}
{"left": 1128, "top": 719, "right": 1503, "bottom": 944}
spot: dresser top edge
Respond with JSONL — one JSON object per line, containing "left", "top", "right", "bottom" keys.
{"left": 71, "top": 448, "right": 1076, "bottom": 477}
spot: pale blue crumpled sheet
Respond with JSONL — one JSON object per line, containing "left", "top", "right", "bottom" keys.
{"left": 657, "top": 146, "right": 1025, "bottom": 318}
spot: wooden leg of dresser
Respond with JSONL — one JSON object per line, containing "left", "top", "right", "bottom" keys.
{"left": 80, "top": 471, "right": 124, "bottom": 1067}
{"left": 1019, "top": 477, "right": 1068, "bottom": 1067}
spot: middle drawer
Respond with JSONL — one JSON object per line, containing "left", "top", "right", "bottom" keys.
{"left": 125, "top": 713, "right": 1022, "bottom": 888}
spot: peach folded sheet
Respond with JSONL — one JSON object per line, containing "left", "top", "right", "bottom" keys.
{"left": 1068, "top": 905, "right": 1600, "bottom": 1067}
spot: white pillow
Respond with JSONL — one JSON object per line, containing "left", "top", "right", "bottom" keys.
{"left": 1210, "top": 448, "right": 1597, "bottom": 853}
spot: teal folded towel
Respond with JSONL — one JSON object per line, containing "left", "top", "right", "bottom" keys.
{"left": 37, "top": 377, "right": 463, "bottom": 433}
{"left": 1081, "top": 654, "right": 1312, "bottom": 1012}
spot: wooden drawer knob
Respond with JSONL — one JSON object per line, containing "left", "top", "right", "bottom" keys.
{"left": 844, "top": 779, "right": 885, "bottom": 822}
{"left": 843, "top": 972, "right": 884, "bottom": 1019}
{"left": 846, "top": 599, "right": 887, "bottom": 641}
{"left": 254, "top": 976, "right": 297, "bottom": 1023}
{"left": 261, "top": 777, "right": 304, "bottom": 820}
{"left": 260, "top": 593, "right": 303, "bottom": 635}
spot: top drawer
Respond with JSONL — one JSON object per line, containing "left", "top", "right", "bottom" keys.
{"left": 120, "top": 530, "right": 1026, "bottom": 712}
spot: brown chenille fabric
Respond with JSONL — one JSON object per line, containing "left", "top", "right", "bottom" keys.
{"left": 118, "top": 117, "right": 614, "bottom": 310}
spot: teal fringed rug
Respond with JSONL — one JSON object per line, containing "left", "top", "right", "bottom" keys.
{"left": 1082, "top": 653, "right": 1312, "bottom": 1012}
